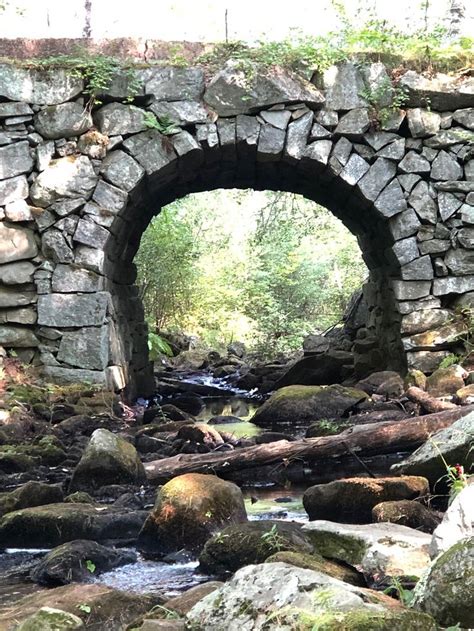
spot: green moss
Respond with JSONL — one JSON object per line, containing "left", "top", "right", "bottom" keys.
{"left": 261, "top": 607, "right": 438, "bottom": 630}
{"left": 305, "top": 531, "right": 367, "bottom": 565}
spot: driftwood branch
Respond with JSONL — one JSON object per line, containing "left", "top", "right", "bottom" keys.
{"left": 406, "top": 386, "right": 457, "bottom": 414}
{"left": 144, "top": 405, "right": 473, "bottom": 484}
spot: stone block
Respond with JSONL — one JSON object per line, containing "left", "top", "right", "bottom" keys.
{"left": 94, "top": 103, "right": 147, "bottom": 136}
{"left": 204, "top": 64, "right": 324, "bottom": 117}
{"left": 74, "top": 219, "right": 109, "bottom": 249}
{"left": 0, "top": 141, "right": 33, "bottom": 180}
{"left": 357, "top": 158, "right": 396, "bottom": 201}
{"left": 122, "top": 130, "right": 177, "bottom": 175}
{"left": 0, "top": 261, "right": 35, "bottom": 285}
{"left": 30, "top": 155, "right": 97, "bottom": 208}
{"left": 0, "top": 174, "right": 28, "bottom": 205}
{"left": 257, "top": 124, "right": 286, "bottom": 161}
{"left": 433, "top": 275, "right": 474, "bottom": 295}
{"left": 0, "top": 287, "right": 37, "bottom": 308}
{"left": 0, "top": 325, "right": 38, "bottom": 347}
{"left": 37, "top": 293, "right": 109, "bottom": 327}
{"left": 0, "top": 65, "right": 83, "bottom": 105}
{"left": 391, "top": 280, "right": 431, "bottom": 300}
{"left": 57, "top": 325, "right": 109, "bottom": 370}
{"left": 51, "top": 264, "right": 103, "bottom": 293}
{"left": 100, "top": 150, "right": 145, "bottom": 192}
{"left": 34, "top": 102, "right": 92, "bottom": 139}
{"left": 145, "top": 66, "right": 205, "bottom": 101}
{"left": 284, "top": 111, "right": 313, "bottom": 162}
{"left": 0, "top": 223, "right": 38, "bottom": 264}
{"left": 322, "top": 62, "right": 367, "bottom": 110}
{"left": 400, "top": 255, "right": 433, "bottom": 280}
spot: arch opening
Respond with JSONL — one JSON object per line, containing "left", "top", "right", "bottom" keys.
{"left": 102, "top": 142, "right": 407, "bottom": 396}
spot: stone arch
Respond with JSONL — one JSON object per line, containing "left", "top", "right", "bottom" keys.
{"left": 0, "top": 61, "right": 472, "bottom": 395}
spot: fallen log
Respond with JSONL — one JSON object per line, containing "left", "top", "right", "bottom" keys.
{"left": 406, "top": 386, "right": 457, "bottom": 414}
{"left": 144, "top": 404, "right": 474, "bottom": 484}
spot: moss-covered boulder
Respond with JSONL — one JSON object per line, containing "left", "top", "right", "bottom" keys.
{"left": 0, "top": 436, "right": 67, "bottom": 468}
{"left": 137, "top": 473, "right": 247, "bottom": 557}
{"left": 198, "top": 521, "right": 313, "bottom": 576}
{"left": 0, "top": 583, "right": 158, "bottom": 630}
{"left": 413, "top": 536, "right": 474, "bottom": 628}
{"left": 0, "top": 503, "right": 147, "bottom": 548}
{"left": 16, "top": 607, "right": 84, "bottom": 630}
{"left": 69, "top": 428, "right": 146, "bottom": 492}
{"left": 265, "top": 550, "right": 365, "bottom": 586}
{"left": 186, "top": 562, "right": 437, "bottom": 630}
{"left": 251, "top": 385, "right": 367, "bottom": 428}
{"left": 372, "top": 500, "right": 440, "bottom": 533}
{"left": 391, "top": 413, "right": 474, "bottom": 483}
{"left": 426, "top": 364, "right": 467, "bottom": 397}
{"left": 31, "top": 540, "right": 137, "bottom": 585}
{"left": 0, "top": 480, "right": 63, "bottom": 518}
{"left": 303, "top": 476, "right": 429, "bottom": 523}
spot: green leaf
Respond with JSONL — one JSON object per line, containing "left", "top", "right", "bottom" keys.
{"left": 85, "top": 559, "right": 96, "bottom": 573}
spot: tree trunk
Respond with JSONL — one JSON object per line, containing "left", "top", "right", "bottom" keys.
{"left": 144, "top": 405, "right": 473, "bottom": 484}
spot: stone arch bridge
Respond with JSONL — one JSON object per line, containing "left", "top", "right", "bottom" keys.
{"left": 0, "top": 59, "right": 472, "bottom": 395}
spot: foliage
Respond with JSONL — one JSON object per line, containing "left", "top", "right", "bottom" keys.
{"left": 197, "top": 3, "right": 473, "bottom": 76}
{"left": 143, "top": 112, "right": 180, "bottom": 135}
{"left": 438, "top": 353, "right": 462, "bottom": 369}
{"left": 135, "top": 190, "right": 366, "bottom": 356}
{"left": 148, "top": 331, "right": 173, "bottom": 360}
{"left": 260, "top": 524, "right": 287, "bottom": 553}
{"left": 431, "top": 437, "right": 471, "bottom": 504}
{"left": 85, "top": 559, "right": 96, "bottom": 574}
{"left": 77, "top": 604, "right": 91, "bottom": 614}
{"left": 383, "top": 576, "right": 415, "bottom": 606}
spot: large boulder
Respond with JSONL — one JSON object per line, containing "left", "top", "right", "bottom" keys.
{"left": 303, "top": 476, "right": 429, "bottom": 523}
{"left": 430, "top": 484, "right": 474, "bottom": 557}
{"left": 413, "top": 537, "right": 474, "bottom": 628}
{"left": 31, "top": 540, "right": 136, "bottom": 585}
{"left": 0, "top": 583, "right": 157, "bottom": 630}
{"left": 186, "top": 562, "right": 437, "bottom": 630}
{"left": 274, "top": 351, "right": 354, "bottom": 388}
{"left": 251, "top": 384, "right": 367, "bottom": 428}
{"left": 391, "top": 412, "right": 474, "bottom": 483}
{"left": 0, "top": 503, "right": 146, "bottom": 548}
{"left": 0, "top": 480, "right": 63, "bottom": 517}
{"left": 69, "top": 428, "right": 146, "bottom": 492}
{"left": 303, "top": 520, "right": 432, "bottom": 585}
{"left": 137, "top": 473, "right": 247, "bottom": 557}
{"left": 198, "top": 521, "right": 313, "bottom": 576}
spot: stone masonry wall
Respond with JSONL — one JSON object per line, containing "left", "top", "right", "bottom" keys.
{"left": 0, "top": 59, "right": 472, "bottom": 395}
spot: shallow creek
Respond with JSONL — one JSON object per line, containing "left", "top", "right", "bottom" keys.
{"left": 0, "top": 372, "right": 309, "bottom": 604}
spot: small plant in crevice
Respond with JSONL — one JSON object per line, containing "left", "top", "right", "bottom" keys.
{"left": 260, "top": 524, "right": 287, "bottom": 553}
{"left": 143, "top": 112, "right": 180, "bottom": 135}
{"left": 85, "top": 559, "right": 96, "bottom": 574}
{"left": 430, "top": 437, "right": 472, "bottom": 505}
{"left": 383, "top": 576, "right": 416, "bottom": 606}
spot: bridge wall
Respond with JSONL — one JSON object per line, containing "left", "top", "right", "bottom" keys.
{"left": 0, "top": 60, "right": 472, "bottom": 394}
